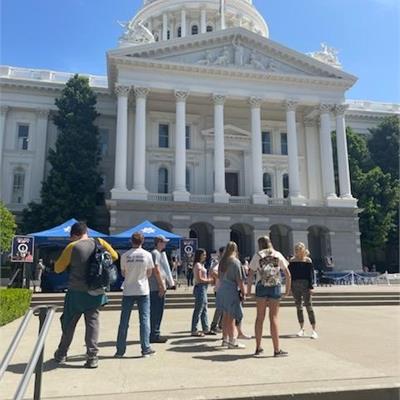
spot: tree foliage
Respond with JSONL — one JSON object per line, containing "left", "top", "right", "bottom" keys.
{"left": 0, "top": 202, "right": 17, "bottom": 252}
{"left": 22, "top": 75, "right": 102, "bottom": 233}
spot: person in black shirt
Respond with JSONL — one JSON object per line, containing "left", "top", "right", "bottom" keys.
{"left": 288, "top": 242, "right": 318, "bottom": 339}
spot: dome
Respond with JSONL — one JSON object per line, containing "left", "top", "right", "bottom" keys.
{"left": 119, "top": 0, "right": 269, "bottom": 47}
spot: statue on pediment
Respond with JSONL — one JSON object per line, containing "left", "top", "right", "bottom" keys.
{"left": 118, "top": 19, "right": 155, "bottom": 47}
{"left": 232, "top": 36, "right": 244, "bottom": 66}
{"left": 213, "top": 47, "right": 232, "bottom": 66}
{"left": 308, "top": 43, "right": 342, "bottom": 69}
{"left": 197, "top": 50, "right": 215, "bottom": 66}
{"left": 248, "top": 51, "right": 267, "bottom": 71}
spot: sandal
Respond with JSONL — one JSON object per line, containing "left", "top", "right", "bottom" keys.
{"left": 191, "top": 331, "right": 205, "bottom": 337}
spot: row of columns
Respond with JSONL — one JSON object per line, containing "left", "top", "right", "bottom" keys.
{"left": 112, "top": 84, "right": 353, "bottom": 205}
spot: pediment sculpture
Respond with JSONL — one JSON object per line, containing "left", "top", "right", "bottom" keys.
{"left": 118, "top": 19, "right": 155, "bottom": 47}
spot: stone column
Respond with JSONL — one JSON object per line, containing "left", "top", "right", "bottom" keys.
{"left": 181, "top": 9, "right": 187, "bottom": 37}
{"left": 112, "top": 85, "right": 130, "bottom": 195}
{"left": 213, "top": 95, "right": 229, "bottom": 203}
{"left": 173, "top": 90, "right": 190, "bottom": 202}
{"left": 163, "top": 14, "right": 168, "bottom": 40}
{"left": 319, "top": 104, "right": 337, "bottom": 201}
{"left": 249, "top": 97, "right": 268, "bottom": 204}
{"left": 32, "top": 109, "right": 49, "bottom": 201}
{"left": 335, "top": 104, "right": 355, "bottom": 204}
{"left": 132, "top": 87, "right": 149, "bottom": 199}
{"left": 200, "top": 8, "right": 207, "bottom": 33}
{"left": 285, "top": 101, "right": 304, "bottom": 204}
{"left": 0, "top": 106, "right": 9, "bottom": 199}
{"left": 213, "top": 228, "right": 230, "bottom": 251}
{"left": 291, "top": 230, "right": 309, "bottom": 249}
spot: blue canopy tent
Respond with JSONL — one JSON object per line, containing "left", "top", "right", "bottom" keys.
{"left": 28, "top": 219, "right": 108, "bottom": 292}
{"left": 109, "top": 220, "right": 182, "bottom": 249}
{"left": 29, "top": 218, "right": 107, "bottom": 246}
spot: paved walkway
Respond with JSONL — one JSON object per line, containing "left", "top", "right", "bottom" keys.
{"left": 1, "top": 304, "right": 399, "bottom": 399}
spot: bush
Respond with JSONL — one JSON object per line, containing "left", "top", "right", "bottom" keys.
{"left": 0, "top": 288, "right": 32, "bottom": 326}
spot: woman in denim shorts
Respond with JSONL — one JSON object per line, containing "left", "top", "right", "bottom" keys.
{"left": 247, "top": 236, "right": 291, "bottom": 357}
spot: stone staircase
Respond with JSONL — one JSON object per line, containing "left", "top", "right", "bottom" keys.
{"left": 31, "top": 289, "right": 400, "bottom": 311}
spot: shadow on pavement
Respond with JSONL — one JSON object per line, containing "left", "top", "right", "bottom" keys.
{"left": 169, "top": 338, "right": 219, "bottom": 345}
{"left": 97, "top": 340, "right": 140, "bottom": 348}
{"left": 193, "top": 353, "right": 261, "bottom": 362}
{"left": 167, "top": 344, "right": 220, "bottom": 353}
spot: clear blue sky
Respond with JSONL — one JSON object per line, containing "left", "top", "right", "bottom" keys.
{"left": 1, "top": 0, "right": 399, "bottom": 102}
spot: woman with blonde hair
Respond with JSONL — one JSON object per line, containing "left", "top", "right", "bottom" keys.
{"left": 247, "top": 236, "right": 291, "bottom": 357}
{"left": 216, "top": 241, "right": 246, "bottom": 349}
{"left": 288, "top": 242, "right": 318, "bottom": 339}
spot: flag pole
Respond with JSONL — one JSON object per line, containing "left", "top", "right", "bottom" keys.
{"left": 220, "top": 0, "right": 226, "bottom": 30}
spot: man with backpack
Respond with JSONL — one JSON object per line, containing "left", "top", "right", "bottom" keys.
{"left": 53, "top": 222, "right": 118, "bottom": 368}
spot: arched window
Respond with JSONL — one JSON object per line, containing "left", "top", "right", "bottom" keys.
{"left": 186, "top": 168, "right": 191, "bottom": 192}
{"left": 206, "top": 25, "right": 213, "bottom": 32}
{"left": 177, "top": 26, "right": 182, "bottom": 38}
{"left": 158, "top": 167, "right": 169, "bottom": 194}
{"left": 283, "top": 174, "right": 289, "bottom": 198}
{"left": 263, "top": 173, "right": 273, "bottom": 197}
{"left": 12, "top": 168, "right": 25, "bottom": 204}
{"left": 167, "top": 30, "right": 171, "bottom": 40}
{"left": 191, "top": 25, "right": 199, "bottom": 35}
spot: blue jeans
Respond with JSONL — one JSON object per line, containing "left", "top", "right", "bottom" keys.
{"left": 191, "top": 284, "right": 209, "bottom": 332}
{"left": 116, "top": 295, "right": 150, "bottom": 355}
{"left": 150, "top": 290, "right": 165, "bottom": 340}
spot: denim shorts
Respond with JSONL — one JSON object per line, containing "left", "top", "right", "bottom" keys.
{"left": 255, "top": 283, "right": 282, "bottom": 300}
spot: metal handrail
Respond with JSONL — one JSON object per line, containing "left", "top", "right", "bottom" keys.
{"left": 0, "top": 305, "right": 58, "bottom": 400}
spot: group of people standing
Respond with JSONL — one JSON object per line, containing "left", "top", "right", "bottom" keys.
{"left": 52, "top": 221, "right": 318, "bottom": 368}
{"left": 190, "top": 236, "right": 318, "bottom": 357}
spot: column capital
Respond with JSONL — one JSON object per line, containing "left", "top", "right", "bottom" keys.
{"left": 0, "top": 105, "right": 10, "bottom": 116}
{"left": 249, "top": 97, "right": 263, "bottom": 108}
{"left": 212, "top": 94, "right": 226, "bottom": 105}
{"left": 285, "top": 100, "right": 298, "bottom": 112}
{"left": 115, "top": 84, "right": 130, "bottom": 97}
{"left": 319, "top": 103, "right": 334, "bottom": 114}
{"left": 175, "top": 90, "right": 189, "bottom": 102}
{"left": 334, "top": 103, "right": 349, "bottom": 116}
{"left": 35, "top": 108, "right": 49, "bottom": 118}
{"left": 134, "top": 87, "right": 150, "bottom": 99}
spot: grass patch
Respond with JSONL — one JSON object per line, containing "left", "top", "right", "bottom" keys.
{"left": 0, "top": 288, "right": 32, "bottom": 326}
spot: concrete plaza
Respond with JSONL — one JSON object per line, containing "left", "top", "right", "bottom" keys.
{"left": 1, "top": 301, "right": 399, "bottom": 399}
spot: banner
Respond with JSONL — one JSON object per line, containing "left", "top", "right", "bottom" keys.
{"left": 180, "top": 238, "right": 198, "bottom": 266}
{"left": 11, "top": 235, "right": 35, "bottom": 263}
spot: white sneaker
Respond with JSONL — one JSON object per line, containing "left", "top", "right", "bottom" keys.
{"left": 228, "top": 341, "right": 246, "bottom": 349}
{"left": 297, "top": 329, "right": 305, "bottom": 337}
{"left": 221, "top": 339, "right": 229, "bottom": 347}
{"left": 311, "top": 330, "right": 319, "bottom": 339}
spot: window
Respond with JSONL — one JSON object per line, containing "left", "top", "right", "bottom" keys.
{"left": 262, "top": 131, "right": 272, "bottom": 154}
{"left": 158, "top": 124, "right": 169, "bottom": 148}
{"left": 154, "top": 32, "right": 159, "bottom": 42}
{"left": 281, "top": 133, "right": 288, "bottom": 155}
{"left": 177, "top": 27, "right": 182, "bottom": 37}
{"left": 17, "top": 124, "right": 29, "bottom": 151}
{"left": 206, "top": 25, "right": 213, "bottom": 32}
{"left": 263, "top": 173, "right": 273, "bottom": 197}
{"left": 186, "top": 168, "right": 191, "bottom": 192}
{"left": 12, "top": 168, "right": 25, "bottom": 204}
{"left": 158, "top": 167, "right": 169, "bottom": 194}
{"left": 99, "top": 128, "right": 109, "bottom": 157}
{"left": 167, "top": 30, "right": 171, "bottom": 40}
{"left": 283, "top": 174, "right": 289, "bottom": 198}
{"left": 191, "top": 25, "right": 199, "bottom": 35}
{"left": 185, "top": 125, "right": 191, "bottom": 149}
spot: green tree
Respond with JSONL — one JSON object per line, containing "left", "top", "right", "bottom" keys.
{"left": 368, "top": 115, "right": 399, "bottom": 180}
{"left": 0, "top": 202, "right": 17, "bottom": 252}
{"left": 22, "top": 75, "right": 102, "bottom": 232}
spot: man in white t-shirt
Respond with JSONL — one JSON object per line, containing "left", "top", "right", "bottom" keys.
{"left": 115, "top": 232, "right": 156, "bottom": 358}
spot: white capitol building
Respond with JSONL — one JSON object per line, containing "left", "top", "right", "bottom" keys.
{"left": 1, "top": 0, "right": 399, "bottom": 269}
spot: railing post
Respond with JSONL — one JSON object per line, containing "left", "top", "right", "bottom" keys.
{"left": 351, "top": 271, "right": 355, "bottom": 286}
{"left": 33, "top": 307, "right": 47, "bottom": 400}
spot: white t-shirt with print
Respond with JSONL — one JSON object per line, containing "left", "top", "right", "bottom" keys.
{"left": 249, "top": 249, "right": 289, "bottom": 287}
{"left": 121, "top": 247, "right": 154, "bottom": 296}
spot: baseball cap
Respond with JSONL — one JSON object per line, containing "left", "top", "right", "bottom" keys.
{"left": 155, "top": 235, "right": 170, "bottom": 243}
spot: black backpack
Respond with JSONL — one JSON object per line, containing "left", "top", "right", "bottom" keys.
{"left": 86, "top": 239, "right": 118, "bottom": 290}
